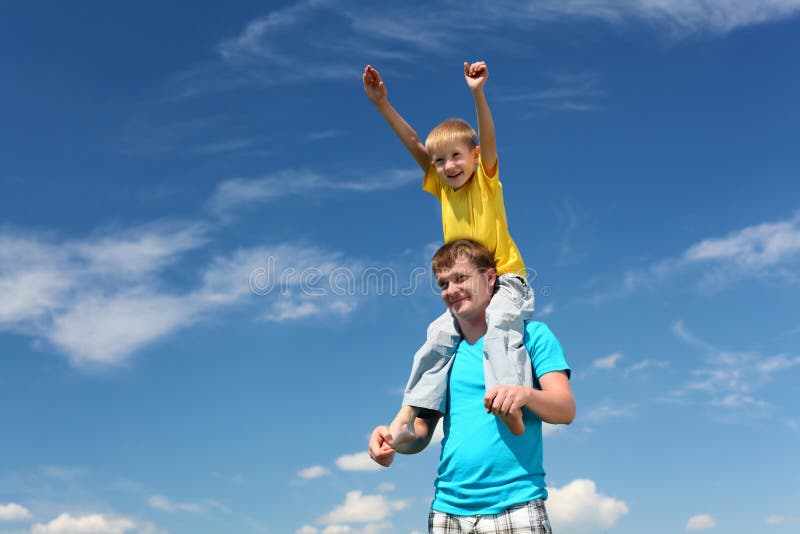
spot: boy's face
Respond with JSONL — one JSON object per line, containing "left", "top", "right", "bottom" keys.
{"left": 430, "top": 141, "right": 479, "bottom": 190}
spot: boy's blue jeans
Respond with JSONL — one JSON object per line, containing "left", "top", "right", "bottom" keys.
{"left": 402, "top": 274, "right": 535, "bottom": 414}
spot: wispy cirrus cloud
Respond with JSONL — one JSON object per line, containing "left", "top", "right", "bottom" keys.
{"left": 0, "top": 223, "right": 378, "bottom": 368}
{"left": 147, "top": 494, "right": 227, "bottom": 514}
{"left": 583, "top": 400, "right": 636, "bottom": 422}
{"left": 171, "top": 0, "right": 800, "bottom": 96}
{"left": 593, "top": 352, "right": 623, "bottom": 369}
{"left": 669, "top": 320, "right": 800, "bottom": 410}
{"left": 0, "top": 223, "right": 208, "bottom": 367}
{"left": 492, "top": 0, "right": 800, "bottom": 38}
{"left": 624, "top": 358, "right": 669, "bottom": 377}
{"left": 207, "top": 169, "right": 418, "bottom": 215}
{"left": 766, "top": 515, "right": 800, "bottom": 525}
{"left": 593, "top": 211, "right": 800, "bottom": 301}
{"left": 498, "top": 72, "right": 604, "bottom": 113}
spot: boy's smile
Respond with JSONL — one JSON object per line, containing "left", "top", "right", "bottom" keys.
{"left": 431, "top": 142, "right": 479, "bottom": 190}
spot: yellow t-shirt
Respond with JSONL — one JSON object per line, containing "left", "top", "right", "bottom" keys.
{"left": 422, "top": 157, "right": 526, "bottom": 277}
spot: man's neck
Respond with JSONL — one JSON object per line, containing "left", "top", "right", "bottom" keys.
{"left": 458, "top": 315, "right": 488, "bottom": 345}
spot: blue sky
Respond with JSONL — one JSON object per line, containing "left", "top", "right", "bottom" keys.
{"left": 1, "top": 1, "right": 799, "bottom": 533}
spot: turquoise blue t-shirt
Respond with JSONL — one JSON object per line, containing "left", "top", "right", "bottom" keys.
{"left": 432, "top": 321, "right": 570, "bottom": 515}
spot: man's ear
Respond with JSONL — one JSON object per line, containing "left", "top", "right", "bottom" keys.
{"left": 486, "top": 267, "right": 497, "bottom": 288}
{"left": 473, "top": 145, "right": 481, "bottom": 163}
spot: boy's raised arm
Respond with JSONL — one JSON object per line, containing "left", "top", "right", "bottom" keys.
{"left": 464, "top": 61, "right": 497, "bottom": 174}
{"left": 363, "top": 65, "right": 431, "bottom": 172}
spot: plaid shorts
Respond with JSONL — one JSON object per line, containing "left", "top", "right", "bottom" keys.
{"left": 428, "top": 499, "right": 552, "bottom": 533}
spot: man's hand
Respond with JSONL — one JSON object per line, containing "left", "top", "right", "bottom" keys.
{"left": 363, "top": 65, "right": 388, "bottom": 105}
{"left": 484, "top": 385, "right": 531, "bottom": 416}
{"left": 464, "top": 61, "right": 489, "bottom": 93}
{"left": 368, "top": 425, "right": 396, "bottom": 467}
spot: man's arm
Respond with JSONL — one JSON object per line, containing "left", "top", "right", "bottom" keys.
{"left": 464, "top": 61, "right": 497, "bottom": 174}
{"left": 484, "top": 371, "right": 575, "bottom": 425}
{"left": 363, "top": 65, "right": 431, "bottom": 172}
{"left": 368, "top": 414, "right": 441, "bottom": 467}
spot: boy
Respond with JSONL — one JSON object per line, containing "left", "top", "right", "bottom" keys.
{"left": 363, "top": 61, "right": 534, "bottom": 444}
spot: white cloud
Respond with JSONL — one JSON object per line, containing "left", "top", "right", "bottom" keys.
{"left": 624, "top": 359, "right": 669, "bottom": 376}
{"left": 377, "top": 482, "right": 395, "bottom": 492}
{"left": 536, "top": 303, "right": 555, "bottom": 318}
{"left": 765, "top": 515, "right": 800, "bottom": 525}
{"left": 0, "top": 224, "right": 371, "bottom": 368}
{"left": 31, "top": 513, "right": 136, "bottom": 534}
{"left": 686, "top": 514, "right": 716, "bottom": 530}
{"left": 263, "top": 297, "right": 357, "bottom": 323}
{"left": 593, "top": 352, "right": 622, "bottom": 369}
{"left": 583, "top": 401, "right": 635, "bottom": 422}
{"left": 172, "top": 0, "right": 800, "bottom": 96}
{"left": 0, "top": 268, "right": 72, "bottom": 324}
{"left": 298, "top": 465, "right": 331, "bottom": 479}
{"left": 207, "top": 169, "right": 418, "bottom": 215}
{"left": 490, "top": 0, "right": 800, "bottom": 38}
{"left": 40, "top": 465, "right": 85, "bottom": 481}
{"left": 318, "top": 491, "right": 409, "bottom": 525}
{"left": 603, "top": 212, "right": 800, "bottom": 300}
{"left": 499, "top": 72, "right": 603, "bottom": 114}
{"left": 147, "top": 495, "right": 202, "bottom": 513}
{"left": 547, "top": 479, "right": 629, "bottom": 533}
{"left": 49, "top": 289, "right": 195, "bottom": 367}
{"left": 542, "top": 422, "right": 568, "bottom": 437}
{"left": 683, "top": 212, "right": 800, "bottom": 269}
{"left": 135, "top": 522, "right": 168, "bottom": 534}
{"left": 73, "top": 223, "right": 209, "bottom": 277}
{"left": 672, "top": 321, "right": 800, "bottom": 410}
{"left": 0, "top": 224, "right": 207, "bottom": 367}
{"left": 756, "top": 354, "right": 800, "bottom": 374}
{"left": 147, "top": 495, "right": 225, "bottom": 514}
{"left": 335, "top": 452, "right": 383, "bottom": 472}
{"left": 357, "top": 523, "right": 392, "bottom": 534}
{"left": 296, "top": 523, "right": 394, "bottom": 534}
{"left": 0, "top": 503, "right": 32, "bottom": 521}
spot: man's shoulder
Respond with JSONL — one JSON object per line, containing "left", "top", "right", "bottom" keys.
{"left": 524, "top": 321, "right": 554, "bottom": 339}
{"left": 523, "top": 321, "right": 563, "bottom": 356}
{"left": 524, "top": 321, "right": 571, "bottom": 377}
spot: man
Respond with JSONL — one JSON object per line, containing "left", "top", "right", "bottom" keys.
{"left": 368, "top": 239, "right": 575, "bottom": 533}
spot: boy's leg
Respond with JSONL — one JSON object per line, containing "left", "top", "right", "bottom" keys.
{"left": 391, "top": 310, "right": 461, "bottom": 445}
{"left": 483, "top": 274, "right": 535, "bottom": 435}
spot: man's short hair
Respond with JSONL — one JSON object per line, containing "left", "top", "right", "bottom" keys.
{"left": 431, "top": 239, "right": 496, "bottom": 274}
{"left": 425, "top": 118, "right": 477, "bottom": 155}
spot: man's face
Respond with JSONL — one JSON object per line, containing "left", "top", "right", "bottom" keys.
{"left": 435, "top": 255, "right": 496, "bottom": 322}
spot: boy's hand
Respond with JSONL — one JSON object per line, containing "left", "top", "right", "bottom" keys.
{"left": 464, "top": 61, "right": 489, "bottom": 92}
{"left": 484, "top": 385, "right": 531, "bottom": 416}
{"left": 363, "top": 65, "right": 388, "bottom": 105}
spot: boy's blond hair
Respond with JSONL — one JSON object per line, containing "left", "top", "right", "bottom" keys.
{"left": 424, "top": 118, "right": 477, "bottom": 155}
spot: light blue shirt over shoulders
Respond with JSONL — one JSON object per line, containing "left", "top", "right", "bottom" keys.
{"left": 432, "top": 321, "right": 571, "bottom": 516}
